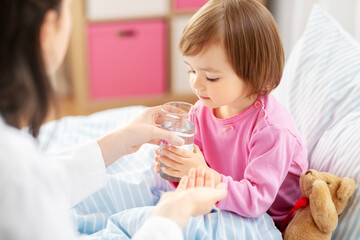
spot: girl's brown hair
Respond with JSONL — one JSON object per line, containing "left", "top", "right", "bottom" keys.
{"left": 0, "top": 0, "right": 61, "bottom": 137}
{"left": 179, "top": 0, "right": 284, "bottom": 96}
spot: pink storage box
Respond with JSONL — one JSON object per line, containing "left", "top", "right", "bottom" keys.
{"left": 87, "top": 20, "right": 167, "bottom": 99}
{"left": 174, "top": 0, "right": 208, "bottom": 10}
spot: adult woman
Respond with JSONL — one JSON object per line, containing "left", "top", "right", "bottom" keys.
{"left": 0, "top": 0, "right": 227, "bottom": 239}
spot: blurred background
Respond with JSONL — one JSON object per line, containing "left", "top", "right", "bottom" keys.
{"left": 51, "top": 0, "right": 360, "bottom": 121}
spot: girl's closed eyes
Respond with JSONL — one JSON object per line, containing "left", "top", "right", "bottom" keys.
{"left": 185, "top": 58, "right": 222, "bottom": 82}
{"left": 187, "top": 70, "right": 219, "bottom": 82}
{"left": 206, "top": 76, "right": 219, "bottom": 82}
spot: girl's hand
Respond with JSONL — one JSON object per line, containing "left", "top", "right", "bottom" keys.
{"left": 153, "top": 148, "right": 161, "bottom": 174}
{"left": 154, "top": 144, "right": 222, "bottom": 185}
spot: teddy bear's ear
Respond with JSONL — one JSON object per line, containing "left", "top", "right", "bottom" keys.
{"left": 336, "top": 177, "right": 356, "bottom": 201}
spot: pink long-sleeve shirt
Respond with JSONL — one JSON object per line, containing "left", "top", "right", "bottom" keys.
{"left": 172, "top": 95, "right": 308, "bottom": 226}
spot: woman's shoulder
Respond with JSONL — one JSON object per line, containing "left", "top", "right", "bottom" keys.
{"left": 0, "top": 118, "right": 41, "bottom": 170}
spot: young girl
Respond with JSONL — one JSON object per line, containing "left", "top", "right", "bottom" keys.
{"left": 155, "top": 0, "right": 309, "bottom": 227}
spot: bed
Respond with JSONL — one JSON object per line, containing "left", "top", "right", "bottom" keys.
{"left": 38, "top": 5, "right": 360, "bottom": 240}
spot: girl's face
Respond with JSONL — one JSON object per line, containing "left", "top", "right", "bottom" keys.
{"left": 184, "top": 43, "right": 256, "bottom": 118}
{"left": 41, "top": 0, "right": 72, "bottom": 75}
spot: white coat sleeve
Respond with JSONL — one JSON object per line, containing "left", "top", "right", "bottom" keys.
{"left": 44, "top": 141, "right": 107, "bottom": 208}
{"left": 0, "top": 122, "right": 80, "bottom": 240}
{"left": 132, "top": 217, "right": 184, "bottom": 240}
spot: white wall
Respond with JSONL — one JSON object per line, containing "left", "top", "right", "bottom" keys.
{"left": 171, "top": 15, "right": 194, "bottom": 95}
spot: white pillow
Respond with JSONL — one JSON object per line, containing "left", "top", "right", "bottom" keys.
{"left": 311, "top": 112, "right": 360, "bottom": 240}
{"left": 273, "top": 5, "right": 360, "bottom": 239}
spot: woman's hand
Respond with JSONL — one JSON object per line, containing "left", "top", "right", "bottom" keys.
{"left": 151, "top": 167, "right": 227, "bottom": 228}
{"left": 154, "top": 144, "right": 222, "bottom": 185}
{"left": 97, "top": 106, "right": 185, "bottom": 167}
{"left": 122, "top": 106, "right": 186, "bottom": 154}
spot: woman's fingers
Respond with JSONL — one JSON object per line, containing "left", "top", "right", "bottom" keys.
{"left": 152, "top": 106, "right": 164, "bottom": 126}
{"left": 204, "top": 169, "right": 215, "bottom": 188}
{"left": 195, "top": 167, "right": 206, "bottom": 187}
{"left": 160, "top": 104, "right": 188, "bottom": 115}
{"left": 187, "top": 168, "right": 196, "bottom": 188}
{"left": 151, "top": 127, "right": 185, "bottom": 147}
{"left": 182, "top": 167, "right": 216, "bottom": 188}
{"left": 216, "top": 182, "right": 228, "bottom": 191}
{"left": 208, "top": 184, "right": 228, "bottom": 204}
{"left": 177, "top": 175, "right": 189, "bottom": 191}
{"left": 147, "top": 139, "right": 161, "bottom": 146}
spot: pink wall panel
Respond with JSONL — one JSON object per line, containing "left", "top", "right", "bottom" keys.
{"left": 88, "top": 20, "right": 166, "bottom": 99}
{"left": 175, "top": 0, "right": 208, "bottom": 10}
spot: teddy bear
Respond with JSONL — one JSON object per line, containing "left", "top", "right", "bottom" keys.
{"left": 282, "top": 169, "right": 356, "bottom": 240}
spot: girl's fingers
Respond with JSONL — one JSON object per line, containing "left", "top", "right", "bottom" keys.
{"left": 167, "top": 145, "right": 194, "bottom": 157}
{"left": 161, "top": 166, "right": 182, "bottom": 178}
{"left": 153, "top": 161, "right": 160, "bottom": 173}
{"left": 155, "top": 155, "right": 160, "bottom": 163}
{"left": 160, "top": 149, "right": 185, "bottom": 164}
{"left": 193, "top": 144, "right": 201, "bottom": 153}
{"left": 159, "top": 155, "right": 183, "bottom": 169}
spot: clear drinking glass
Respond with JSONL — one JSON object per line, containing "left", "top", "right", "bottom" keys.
{"left": 159, "top": 101, "right": 197, "bottom": 182}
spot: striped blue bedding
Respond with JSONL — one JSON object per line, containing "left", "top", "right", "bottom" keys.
{"left": 39, "top": 106, "right": 282, "bottom": 240}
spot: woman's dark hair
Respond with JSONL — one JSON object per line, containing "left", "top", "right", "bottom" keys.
{"left": 0, "top": 0, "right": 61, "bottom": 137}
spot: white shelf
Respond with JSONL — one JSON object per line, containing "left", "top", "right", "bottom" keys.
{"left": 86, "top": 0, "right": 170, "bottom": 21}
